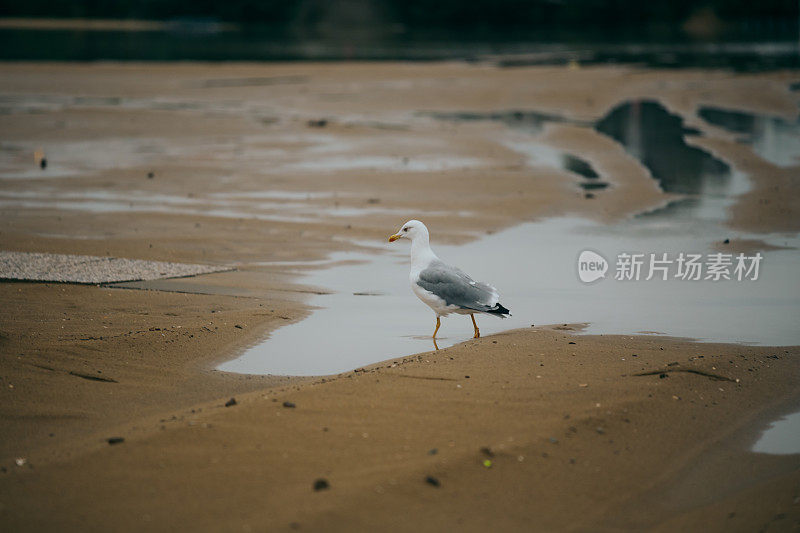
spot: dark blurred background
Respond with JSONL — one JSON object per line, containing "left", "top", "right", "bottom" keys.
{"left": 0, "top": 0, "right": 797, "bottom": 67}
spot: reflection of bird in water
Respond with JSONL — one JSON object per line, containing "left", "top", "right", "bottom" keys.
{"left": 389, "top": 220, "right": 510, "bottom": 347}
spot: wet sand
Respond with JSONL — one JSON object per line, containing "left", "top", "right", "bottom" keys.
{"left": 3, "top": 327, "right": 799, "bottom": 531}
{"left": 1, "top": 62, "right": 799, "bottom": 530}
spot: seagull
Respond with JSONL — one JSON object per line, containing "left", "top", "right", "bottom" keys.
{"left": 389, "top": 219, "right": 510, "bottom": 341}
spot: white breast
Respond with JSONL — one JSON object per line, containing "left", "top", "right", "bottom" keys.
{"left": 407, "top": 237, "right": 458, "bottom": 317}
{"left": 409, "top": 269, "right": 459, "bottom": 317}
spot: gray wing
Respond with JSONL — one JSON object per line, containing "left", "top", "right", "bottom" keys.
{"left": 416, "top": 260, "right": 500, "bottom": 312}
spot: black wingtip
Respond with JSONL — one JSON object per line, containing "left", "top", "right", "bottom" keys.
{"left": 488, "top": 303, "right": 511, "bottom": 317}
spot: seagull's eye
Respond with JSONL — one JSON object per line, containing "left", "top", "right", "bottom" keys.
{"left": 403, "top": 227, "right": 408, "bottom": 232}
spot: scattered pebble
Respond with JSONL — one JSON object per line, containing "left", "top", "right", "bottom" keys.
{"left": 107, "top": 437, "right": 124, "bottom": 445}
{"left": 14, "top": 458, "right": 26, "bottom": 467}
{"left": 425, "top": 476, "right": 440, "bottom": 487}
{"left": 428, "top": 448, "right": 438, "bottom": 455}
{"left": 313, "top": 478, "right": 329, "bottom": 491}
{"left": 225, "top": 398, "right": 237, "bottom": 407}
{"left": 595, "top": 427, "right": 606, "bottom": 435}
{"left": 480, "top": 446, "right": 494, "bottom": 457}
{"left": 307, "top": 119, "right": 328, "bottom": 128}
{"left": 283, "top": 401, "right": 296, "bottom": 408}
{"left": 147, "top": 171, "right": 155, "bottom": 179}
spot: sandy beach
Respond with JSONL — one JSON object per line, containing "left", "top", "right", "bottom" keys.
{"left": 1, "top": 61, "right": 799, "bottom": 531}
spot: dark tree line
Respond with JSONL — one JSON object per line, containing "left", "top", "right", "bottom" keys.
{"left": 0, "top": 0, "right": 795, "bottom": 31}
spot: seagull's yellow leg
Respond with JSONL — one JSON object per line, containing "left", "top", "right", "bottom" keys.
{"left": 432, "top": 316, "right": 441, "bottom": 339}
{"left": 471, "top": 314, "right": 480, "bottom": 338}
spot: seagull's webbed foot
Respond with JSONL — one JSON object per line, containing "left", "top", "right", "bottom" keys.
{"left": 470, "top": 314, "right": 480, "bottom": 338}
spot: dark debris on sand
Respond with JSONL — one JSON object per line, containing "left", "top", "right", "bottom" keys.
{"left": 425, "top": 476, "right": 440, "bottom": 487}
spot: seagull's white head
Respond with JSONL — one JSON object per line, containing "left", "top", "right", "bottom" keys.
{"left": 389, "top": 219, "right": 428, "bottom": 243}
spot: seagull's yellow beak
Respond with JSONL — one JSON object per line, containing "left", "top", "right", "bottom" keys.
{"left": 388, "top": 234, "right": 401, "bottom": 242}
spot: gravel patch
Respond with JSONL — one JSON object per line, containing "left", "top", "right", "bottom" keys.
{"left": 0, "top": 251, "right": 233, "bottom": 284}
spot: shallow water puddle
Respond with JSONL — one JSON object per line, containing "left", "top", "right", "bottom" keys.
{"left": 221, "top": 101, "right": 798, "bottom": 376}
{"left": 502, "top": 139, "right": 606, "bottom": 192}
{"left": 753, "top": 410, "right": 800, "bottom": 455}
{"left": 220, "top": 216, "right": 800, "bottom": 376}
{"left": 699, "top": 106, "right": 800, "bottom": 168}
{"left": 288, "top": 154, "right": 488, "bottom": 172}
{"left": 596, "top": 101, "right": 733, "bottom": 195}
{"left": 427, "top": 109, "right": 607, "bottom": 193}
{"left": 430, "top": 100, "right": 749, "bottom": 197}
{"left": 423, "top": 109, "right": 572, "bottom": 135}
{"left": 0, "top": 188, "right": 459, "bottom": 224}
